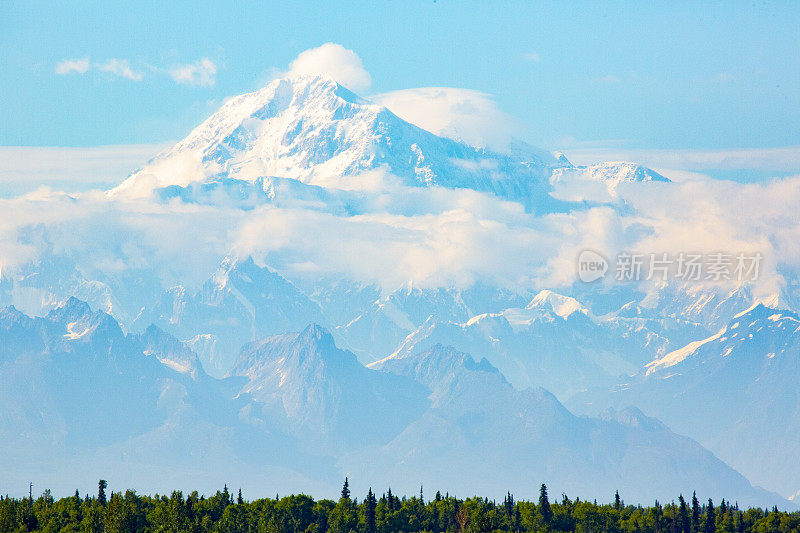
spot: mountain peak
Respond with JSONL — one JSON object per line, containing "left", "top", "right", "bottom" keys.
{"left": 108, "top": 75, "right": 558, "bottom": 210}
{"left": 47, "top": 296, "right": 93, "bottom": 323}
{"left": 109, "top": 75, "right": 390, "bottom": 197}
{"left": 376, "top": 343, "right": 503, "bottom": 390}
{"left": 296, "top": 323, "right": 336, "bottom": 348}
{"left": 230, "top": 323, "right": 356, "bottom": 382}
{"left": 549, "top": 161, "right": 670, "bottom": 200}
{"left": 139, "top": 324, "right": 204, "bottom": 378}
{"left": 645, "top": 301, "right": 800, "bottom": 376}
{"left": 732, "top": 299, "right": 798, "bottom": 321}
{"left": 526, "top": 290, "right": 589, "bottom": 318}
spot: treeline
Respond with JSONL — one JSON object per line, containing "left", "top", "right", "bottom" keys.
{"left": 1, "top": 479, "right": 798, "bottom": 533}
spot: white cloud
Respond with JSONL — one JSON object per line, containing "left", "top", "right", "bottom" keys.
{"left": 563, "top": 145, "right": 800, "bottom": 176}
{"left": 1, "top": 164, "right": 800, "bottom": 305}
{"left": 11, "top": 46, "right": 800, "bottom": 304}
{"left": 55, "top": 56, "right": 219, "bottom": 86}
{"left": 97, "top": 59, "right": 143, "bottom": 81}
{"left": 55, "top": 58, "right": 90, "bottom": 75}
{"left": 0, "top": 144, "right": 167, "bottom": 197}
{"left": 373, "top": 87, "right": 522, "bottom": 152}
{"left": 282, "top": 45, "right": 520, "bottom": 151}
{"left": 288, "top": 43, "right": 371, "bottom": 92}
{"left": 169, "top": 58, "right": 217, "bottom": 87}
{"left": 524, "top": 52, "right": 540, "bottom": 62}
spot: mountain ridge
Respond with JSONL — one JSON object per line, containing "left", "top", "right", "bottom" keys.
{"left": 0, "top": 300, "right": 789, "bottom": 506}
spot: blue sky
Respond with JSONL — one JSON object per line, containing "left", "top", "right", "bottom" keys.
{"left": 1, "top": 1, "right": 799, "bottom": 153}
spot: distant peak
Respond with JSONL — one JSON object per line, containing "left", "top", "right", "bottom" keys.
{"left": 731, "top": 300, "right": 799, "bottom": 322}
{"left": 300, "top": 322, "right": 328, "bottom": 336}
{"left": 47, "top": 296, "right": 92, "bottom": 322}
{"left": 551, "top": 151, "right": 573, "bottom": 167}
{"left": 0, "top": 305, "right": 26, "bottom": 322}
{"left": 297, "top": 323, "right": 335, "bottom": 347}
{"left": 550, "top": 162, "right": 670, "bottom": 193}
{"left": 586, "top": 162, "right": 670, "bottom": 183}
{"left": 221, "top": 254, "right": 258, "bottom": 272}
{"left": 526, "top": 290, "right": 588, "bottom": 318}
{"left": 418, "top": 344, "right": 501, "bottom": 375}
{"left": 262, "top": 74, "right": 371, "bottom": 106}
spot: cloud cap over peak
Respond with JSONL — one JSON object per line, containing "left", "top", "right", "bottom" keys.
{"left": 287, "top": 43, "right": 372, "bottom": 92}
{"left": 373, "top": 87, "right": 522, "bottom": 153}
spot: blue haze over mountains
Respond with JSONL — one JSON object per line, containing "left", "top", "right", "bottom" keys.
{"left": 1, "top": 76, "right": 799, "bottom": 507}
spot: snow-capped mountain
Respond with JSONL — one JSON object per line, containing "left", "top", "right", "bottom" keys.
{"left": 0, "top": 254, "right": 130, "bottom": 324}
{"left": 4, "top": 69, "right": 795, "bottom": 504}
{"left": 549, "top": 161, "right": 670, "bottom": 201}
{"left": 135, "top": 256, "right": 326, "bottom": 376}
{"left": 2, "top": 300, "right": 790, "bottom": 505}
{"left": 355, "top": 344, "right": 781, "bottom": 505}
{"left": 551, "top": 161, "right": 670, "bottom": 187}
{"left": 635, "top": 282, "right": 761, "bottom": 331}
{"left": 335, "top": 283, "right": 527, "bottom": 362}
{"left": 376, "top": 290, "right": 703, "bottom": 400}
{"left": 111, "top": 75, "right": 677, "bottom": 214}
{"left": 570, "top": 301, "right": 800, "bottom": 498}
{"left": 111, "top": 75, "right": 563, "bottom": 212}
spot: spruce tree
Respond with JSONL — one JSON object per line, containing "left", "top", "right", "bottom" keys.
{"left": 365, "top": 488, "right": 377, "bottom": 533}
{"left": 538, "top": 484, "right": 553, "bottom": 524}
{"left": 504, "top": 492, "right": 515, "bottom": 517}
{"left": 704, "top": 499, "right": 716, "bottom": 533}
{"left": 330, "top": 480, "right": 357, "bottom": 533}
{"left": 615, "top": 490, "right": 622, "bottom": 510}
{"left": 653, "top": 501, "right": 663, "bottom": 532}
{"left": 691, "top": 492, "right": 700, "bottom": 533}
{"left": 98, "top": 479, "right": 107, "bottom": 506}
{"left": 678, "top": 495, "right": 690, "bottom": 533}
{"left": 237, "top": 488, "right": 243, "bottom": 505}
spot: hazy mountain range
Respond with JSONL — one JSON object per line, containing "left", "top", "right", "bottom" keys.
{"left": 1, "top": 74, "right": 798, "bottom": 506}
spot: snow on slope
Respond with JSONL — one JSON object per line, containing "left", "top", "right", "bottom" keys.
{"left": 358, "top": 344, "right": 783, "bottom": 506}
{"left": 134, "top": 256, "right": 326, "bottom": 376}
{"left": 572, "top": 301, "right": 800, "bottom": 498}
{"left": 374, "top": 291, "right": 668, "bottom": 399}
{"left": 551, "top": 161, "right": 670, "bottom": 187}
{"left": 110, "top": 75, "right": 562, "bottom": 211}
{"left": 109, "top": 74, "right": 672, "bottom": 215}
{"left": 644, "top": 328, "right": 726, "bottom": 375}
{"left": 550, "top": 161, "right": 670, "bottom": 201}
{"left": 0, "top": 300, "right": 790, "bottom": 506}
